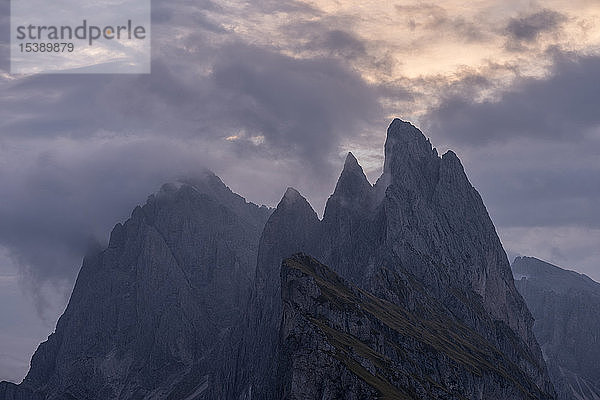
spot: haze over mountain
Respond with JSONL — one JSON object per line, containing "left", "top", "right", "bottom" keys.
{"left": 513, "top": 256, "right": 600, "bottom": 400}
{"left": 1, "top": 174, "right": 272, "bottom": 399}
{"left": 1, "top": 120, "right": 557, "bottom": 399}
{"left": 2, "top": 1, "right": 600, "bottom": 381}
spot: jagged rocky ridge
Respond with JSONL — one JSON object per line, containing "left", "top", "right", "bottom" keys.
{"left": 2, "top": 119, "right": 556, "bottom": 399}
{"left": 1, "top": 173, "right": 271, "bottom": 399}
{"left": 278, "top": 254, "right": 554, "bottom": 399}
{"left": 513, "top": 257, "right": 600, "bottom": 400}
{"left": 215, "top": 119, "right": 554, "bottom": 399}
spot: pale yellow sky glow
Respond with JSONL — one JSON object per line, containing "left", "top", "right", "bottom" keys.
{"left": 197, "top": 1, "right": 600, "bottom": 283}
{"left": 213, "top": 0, "right": 600, "bottom": 90}
{"left": 305, "top": 0, "right": 600, "bottom": 75}
{"left": 189, "top": 0, "right": 600, "bottom": 152}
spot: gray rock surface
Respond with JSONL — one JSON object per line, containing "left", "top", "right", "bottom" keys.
{"left": 513, "top": 256, "right": 600, "bottom": 400}
{"left": 210, "top": 187, "right": 321, "bottom": 400}
{"left": 3, "top": 119, "right": 559, "bottom": 400}
{"left": 0, "top": 382, "right": 43, "bottom": 400}
{"left": 224, "top": 119, "right": 555, "bottom": 399}
{"left": 2, "top": 172, "right": 271, "bottom": 400}
{"left": 279, "top": 254, "right": 554, "bottom": 400}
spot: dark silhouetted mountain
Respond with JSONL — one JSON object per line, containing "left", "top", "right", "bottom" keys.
{"left": 513, "top": 256, "right": 600, "bottom": 400}
{"left": 0, "top": 383, "right": 43, "bottom": 400}
{"left": 2, "top": 120, "right": 558, "bottom": 400}
{"left": 223, "top": 187, "right": 321, "bottom": 399}
{"left": 217, "top": 119, "right": 555, "bottom": 399}
{"left": 1, "top": 172, "right": 271, "bottom": 400}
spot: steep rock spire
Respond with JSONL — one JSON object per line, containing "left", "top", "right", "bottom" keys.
{"left": 321, "top": 152, "right": 378, "bottom": 284}
{"left": 324, "top": 152, "right": 373, "bottom": 217}
{"left": 239, "top": 187, "right": 321, "bottom": 399}
{"left": 380, "top": 119, "right": 440, "bottom": 200}
{"left": 254, "top": 186, "right": 320, "bottom": 294}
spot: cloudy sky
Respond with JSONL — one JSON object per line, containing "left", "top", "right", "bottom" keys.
{"left": 1, "top": 0, "right": 600, "bottom": 383}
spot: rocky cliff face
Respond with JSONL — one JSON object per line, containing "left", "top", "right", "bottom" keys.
{"left": 218, "top": 188, "right": 321, "bottom": 400}
{"left": 3, "top": 119, "right": 558, "bottom": 400}
{"left": 376, "top": 121, "right": 533, "bottom": 343}
{"left": 0, "top": 382, "right": 43, "bottom": 400}
{"left": 513, "top": 257, "right": 600, "bottom": 400}
{"left": 279, "top": 254, "right": 554, "bottom": 400}
{"left": 225, "top": 119, "right": 555, "bottom": 399}
{"left": 2, "top": 172, "right": 271, "bottom": 400}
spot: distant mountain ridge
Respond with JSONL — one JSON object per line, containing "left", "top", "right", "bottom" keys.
{"left": 513, "top": 256, "right": 600, "bottom": 400}
{"left": 2, "top": 119, "right": 556, "bottom": 399}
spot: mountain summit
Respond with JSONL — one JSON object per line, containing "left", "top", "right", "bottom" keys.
{"left": 327, "top": 152, "right": 373, "bottom": 210}
{"left": 513, "top": 256, "right": 600, "bottom": 400}
{"left": 218, "top": 119, "right": 555, "bottom": 399}
{"left": 1, "top": 175, "right": 271, "bottom": 400}
{"left": 2, "top": 120, "right": 556, "bottom": 400}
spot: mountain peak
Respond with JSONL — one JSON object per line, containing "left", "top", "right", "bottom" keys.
{"left": 513, "top": 257, "right": 600, "bottom": 399}
{"left": 513, "top": 256, "right": 600, "bottom": 294}
{"left": 156, "top": 170, "right": 224, "bottom": 199}
{"left": 387, "top": 118, "right": 424, "bottom": 141}
{"left": 343, "top": 152, "right": 360, "bottom": 170}
{"left": 339, "top": 152, "right": 369, "bottom": 184}
{"left": 442, "top": 149, "right": 459, "bottom": 161}
{"left": 324, "top": 152, "right": 373, "bottom": 218}
{"left": 277, "top": 187, "right": 318, "bottom": 219}
{"left": 381, "top": 118, "right": 440, "bottom": 197}
{"left": 282, "top": 187, "right": 303, "bottom": 204}
{"left": 384, "top": 119, "right": 435, "bottom": 157}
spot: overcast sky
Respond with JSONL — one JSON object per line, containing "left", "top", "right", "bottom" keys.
{"left": 1, "top": 0, "right": 599, "bottom": 383}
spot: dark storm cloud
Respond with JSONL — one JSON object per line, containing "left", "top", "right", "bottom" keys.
{"left": 280, "top": 17, "right": 394, "bottom": 77}
{"left": 0, "top": 0, "right": 342, "bottom": 147}
{"left": 424, "top": 51, "right": 600, "bottom": 146}
{"left": 421, "top": 51, "right": 600, "bottom": 231}
{"left": 0, "top": 70, "right": 193, "bottom": 138}
{"left": 505, "top": 9, "right": 566, "bottom": 42}
{"left": 208, "top": 43, "right": 380, "bottom": 164}
{"left": 308, "top": 29, "right": 367, "bottom": 59}
{"left": 0, "top": 0, "right": 382, "bottom": 304}
{"left": 1, "top": 44, "right": 380, "bottom": 151}
{"left": 395, "top": 3, "right": 488, "bottom": 43}
{"left": 0, "top": 138, "right": 209, "bottom": 288}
